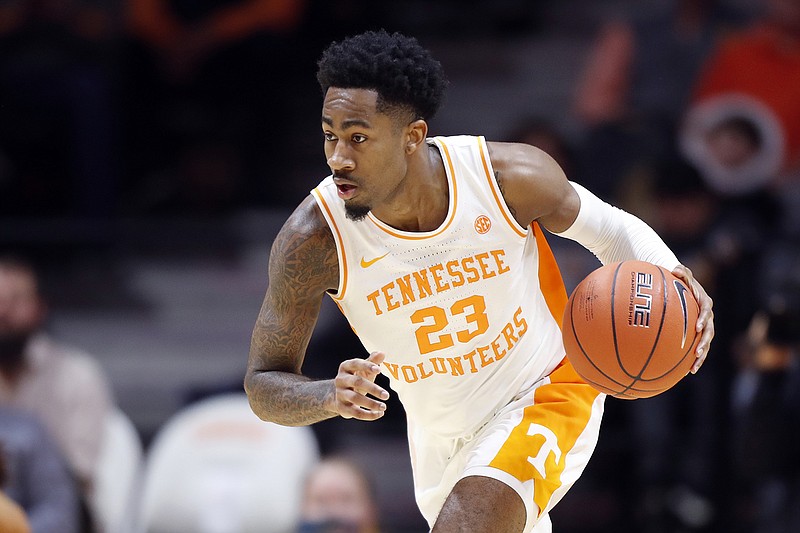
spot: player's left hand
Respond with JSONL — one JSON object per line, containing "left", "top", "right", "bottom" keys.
{"left": 672, "top": 264, "right": 714, "bottom": 373}
{"left": 332, "top": 351, "right": 390, "bottom": 420}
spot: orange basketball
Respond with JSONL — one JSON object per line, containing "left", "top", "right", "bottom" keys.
{"left": 562, "top": 260, "right": 700, "bottom": 399}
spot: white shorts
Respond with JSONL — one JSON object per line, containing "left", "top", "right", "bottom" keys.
{"left": 407, "top": 359, "right": 605, "bottom": 532}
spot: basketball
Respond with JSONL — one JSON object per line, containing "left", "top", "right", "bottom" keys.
{"left": 562, "top": 260, "right": 700, "bottom": 399}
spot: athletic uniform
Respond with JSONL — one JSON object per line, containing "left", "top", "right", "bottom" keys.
{"left": 312, "top": 135, "right": 606, "bottom": 532}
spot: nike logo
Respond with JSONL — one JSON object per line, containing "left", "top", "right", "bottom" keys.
{"left": 360, "top": 253, "right": 390, "bottom": 268}
{"left": 673, "top": 280, "right": 690, "bottom": 348}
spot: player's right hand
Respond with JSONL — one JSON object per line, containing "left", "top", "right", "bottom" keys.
{"left": 333, "top": 351, "right": 390, "bottom": 421}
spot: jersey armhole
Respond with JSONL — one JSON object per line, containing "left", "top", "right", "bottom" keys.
{"left": 476, "top": 137, "right": 529, "bottom": 239}
{"left": 311, "top": 187, "right": 348, "bottom": 301}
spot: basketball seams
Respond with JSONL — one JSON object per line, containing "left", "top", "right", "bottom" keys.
{"left": 609, "top": 262, "right": 623, "bottom": 375}
{"left": 568, "top": 272, "right": 635, "bottom": 395}
{"left": 578, "top": 372, "right": 639, "bottom": 399}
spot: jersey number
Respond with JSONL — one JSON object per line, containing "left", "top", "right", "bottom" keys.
{"left": 410, "top": 295, "right": 489, "bottom": 355}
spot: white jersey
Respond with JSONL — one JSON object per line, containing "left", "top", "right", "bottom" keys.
{"left": 311, "top": 135, "right": 568, "bottom": 438}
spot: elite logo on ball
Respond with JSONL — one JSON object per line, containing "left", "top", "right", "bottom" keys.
{"left": 629, "top": 271, "right": 653, "bottom": 328}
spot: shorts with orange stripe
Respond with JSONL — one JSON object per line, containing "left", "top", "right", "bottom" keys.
{"left": 408, "top": 359, "right": 605, "bottom": 532}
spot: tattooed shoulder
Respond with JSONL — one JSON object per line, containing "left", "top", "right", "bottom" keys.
{"left": 269, "top": 196, "right": 339, "bottom": 299}
{"left": 249, "top": 197, "right": 338, "bottom": 371}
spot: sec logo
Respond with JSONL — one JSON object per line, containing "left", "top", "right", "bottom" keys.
{"left": 474, "top": 215, "right": 492, "bottom": 234}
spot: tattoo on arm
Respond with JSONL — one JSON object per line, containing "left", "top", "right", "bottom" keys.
{"left": 247, "top": 372, "right": 336, "bottom": 426}
{"left": 246, "top": 200, "right": 341, "bottom": 426}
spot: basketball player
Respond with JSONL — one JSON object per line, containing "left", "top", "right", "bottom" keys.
{"left": 244, "top": 30, "right": 715, "bottom": 532}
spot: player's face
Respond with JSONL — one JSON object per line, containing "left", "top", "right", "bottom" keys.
{"left": 322, "top": 88, "right": 410, "bottom": 221}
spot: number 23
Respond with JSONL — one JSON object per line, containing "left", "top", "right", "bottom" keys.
{"left": 410, "top": 295, "right": 489, "bottom": 355}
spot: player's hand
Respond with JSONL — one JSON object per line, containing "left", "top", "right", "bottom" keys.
{"left": 672, "top": 265, "right": 714, "bottom": 373}
{"left": 333, "top": 351, "right": 390, "bottom": 421}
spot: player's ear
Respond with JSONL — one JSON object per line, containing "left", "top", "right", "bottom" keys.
{"left": 405, "top": 119, "right": 428, "bottom": 154}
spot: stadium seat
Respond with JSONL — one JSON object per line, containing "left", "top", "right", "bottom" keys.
{"left": 137, "top": 393, "right": 319, "bottom": 533}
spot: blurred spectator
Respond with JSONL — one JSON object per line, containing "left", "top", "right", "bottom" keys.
{"left": 619, "top": 158, "right": 721, "bottom": 532}
{"left": 299, "top": 456, "right": 380, "bottom": 533}
{"left": 122, "top": 0, "right": 308, "bottom": 213}
{"left": 505, "top": 116, "right": 574, "bottom": 178}
{"left": 572, "top": 0, "right": 745, "bottom": 202}
{"left": 730, "top": 278, "right": 800, "bottom": 533}
{"left": 614, "top": 153, "right": 788, "bottom": 531}
{"left": 0, "top": 0, "right": 122, "bottom": 217}
{"left": 0, "top": 255, "right": 114, "bottom": 529}
{"left": 0, "top": 447, "right": 32, "bottom": 533}
{"left": 680, "top": 100, "right": 782, "bottom": 196}
{"left": 646, "top": 158, "right": 719, "bottom": 267}
{"left": 684, "top": 0, "right": 800, "bottom": 194}
{"left": 0, "top": 408, "right": 81, "bottom": 533}
{"left": 639, "top": 151, "right": 779, "bottom": 356}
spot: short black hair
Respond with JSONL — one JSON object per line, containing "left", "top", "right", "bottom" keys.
{"left": 316, "top": 30, "right": 448, "bottom": 120}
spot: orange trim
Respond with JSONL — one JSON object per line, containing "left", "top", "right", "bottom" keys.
{"left": 311, "top": 188, "right": 348, "bottom": 301}
{"left": 532, "top": 223, "right": 568, "bottom": 328}
{"left": 333, "top": 300, "right": 359, "bottom": 337}
{"left": 478, "top": 137, "right": 528, "bottom": 239}
{"left": 367, "top": 139, "right": 458, "bottom": 240}
{"left": 489, "top": 360, "right": 600, "bottom": 516}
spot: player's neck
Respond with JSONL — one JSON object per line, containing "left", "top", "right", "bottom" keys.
{"left": 372, "top": 143, "right": 448, "bottom": 232}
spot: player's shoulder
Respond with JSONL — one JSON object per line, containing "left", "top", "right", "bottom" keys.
{"left": 485, "top": 141, "right": 553, "bottom": 174}
{"left": 276, "top": 195, "right": 337, "bottom": 259}
{"left": 271, "top": 195, "right": 338, "bottom": 291}
{"left": 483, "top": 141, "right": 573, "bottom": 226}
{"left": 484, "top": 141, "right": 566, "bottom": 194}
{"left": 281, "top": 194, "right": 331, "bottom": 237}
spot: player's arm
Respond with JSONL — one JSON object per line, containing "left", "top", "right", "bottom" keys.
{"left": 244, "top": 196, "right": 388, "bottom": 426}
{"left": 487, "top": 141, "right": 714, "bottom": 371}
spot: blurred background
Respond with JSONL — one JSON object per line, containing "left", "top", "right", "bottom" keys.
{"left": 2, "top": 0, "right": 800, "bottom": 532}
